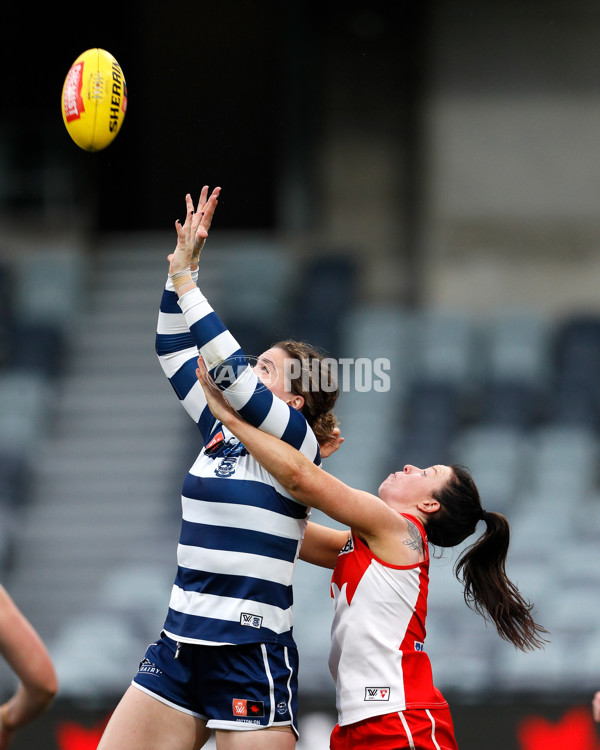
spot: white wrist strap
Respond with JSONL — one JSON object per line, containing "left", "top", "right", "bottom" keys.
{"left": 168, "top": 266, "right": 191, "bottom": 282}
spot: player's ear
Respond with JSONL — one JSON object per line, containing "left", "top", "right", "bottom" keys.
{"left": 418, "top": 498, "right": 440, "bottom": 515}
{"left": 286, "top": 394, "right": 305, "bottom": 411}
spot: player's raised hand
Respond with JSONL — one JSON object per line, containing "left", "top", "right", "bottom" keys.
{"left": 169, "top": 187, "right": 221, "bottom": 277}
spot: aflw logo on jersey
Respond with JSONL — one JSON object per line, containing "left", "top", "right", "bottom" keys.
{"left": 365, "top": 687, "right": 390, "bottom": 701}
{"left": 240, "top": 612, "right": 263, "bottom": 629}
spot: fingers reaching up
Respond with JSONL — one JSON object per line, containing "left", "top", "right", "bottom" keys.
{"left": 169, "top": 187, "right": 221, "bottom": 276}
{"left": 192, "top": 186, "right": 221, "bottom": 263}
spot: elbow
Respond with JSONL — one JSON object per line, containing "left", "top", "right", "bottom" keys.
{"left": 284, "top": 462, "right": 309, "bottom": 498}
{"left": 45, "top": 660, "right": 59, "bottom": 701}
{"left": 36, "top": 688, "right": 57, "bottom": 715}
{"left": 31, "top": 668, "right": 59, "bottom": 709}
{"left": 286, "top": 470, "right": 302, "bottom": 495}
{"left": 38, "top": 679, "right": 58, "bottom": 710}
{"left": 46, "top": 673, "right": 59, "bottom": 703}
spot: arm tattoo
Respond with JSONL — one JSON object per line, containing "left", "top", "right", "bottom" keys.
{"left": 403, "top": 519, "right": 424, "bottom": 554}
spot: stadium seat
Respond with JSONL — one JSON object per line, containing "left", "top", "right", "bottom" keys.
{"left": 49, "top": 613, "right": 142, "bottom": 697}
{"left": 288, "top": 253, "right": 359, "bottom": 356}
{"left": 451, "top": 426, "right": 527, "bottom": 513}
{"left": 0, "top": 260, "right": 14, "bottom": 370}
{"left": 97, "top": 564, "right": 173, "bottom": 641}
{"left": 9, "top": 320, "right": 66, "bottom": 378}
{"left": 12, "top": 245, "right": 87, "bottom": 326}
{"left": 0, "top": 369, "right": 49, "bottom": 456}
{"left": 414, "top": 309, "right": 477, "bottom": 386}
{"left": 483, "top": 310, "right": 552, "bottom": 385}
{"left": 478, "top": 379, "right": 544, "bottom": 429}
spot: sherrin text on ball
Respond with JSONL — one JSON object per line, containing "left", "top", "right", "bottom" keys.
{"left": 61, "top": 48, "right": 127, "bottom": 152}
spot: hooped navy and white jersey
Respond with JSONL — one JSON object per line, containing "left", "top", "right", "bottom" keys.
{"left": 155, "top": 276, "right": 321, "bottom": 647}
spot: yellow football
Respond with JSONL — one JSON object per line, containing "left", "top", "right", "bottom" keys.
{"left": 61, "top": 48, "right": 127, "bottom": 152}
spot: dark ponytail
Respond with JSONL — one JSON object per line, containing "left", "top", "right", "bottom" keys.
{"left": 426, "top": 465, "right": 549, "bottom": 652}
{"left": 455, "top": 510, "right": 548, "bottom": 651}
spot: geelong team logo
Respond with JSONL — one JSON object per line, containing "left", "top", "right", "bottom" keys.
{"left": 214, "top": 457, "right": 237, "bottom": 477}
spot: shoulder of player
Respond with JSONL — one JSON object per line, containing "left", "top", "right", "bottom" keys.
{"left": 360, "top": 513, "right": 426, "bottom": 565}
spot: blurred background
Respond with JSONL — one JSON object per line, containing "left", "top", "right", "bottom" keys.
{"left": 2, "top": 0, "right": 600, "bottom": 747}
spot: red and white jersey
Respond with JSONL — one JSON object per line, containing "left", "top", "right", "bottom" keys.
{"left": 328, "top": 514, "right": 448, "bottom": 726}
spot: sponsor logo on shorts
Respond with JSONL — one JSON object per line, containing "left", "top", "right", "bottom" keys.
{"left": 138, "top": 658, "right": 162, "bottom": 677}
{"left": 364, "top": 687, "right": 390, "bottom": 701}
{"left": 233, "top": 699, "right": 265, "bottom": 717}
{"left": 414, "top": 641, "right": 425, "bottom": 651}
{"left": 240, "top": 612, "right": 263, "bottom": 629}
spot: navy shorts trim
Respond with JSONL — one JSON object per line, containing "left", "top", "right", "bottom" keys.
{"left": 132, "top": 633, "right": 299, "bottom": 737}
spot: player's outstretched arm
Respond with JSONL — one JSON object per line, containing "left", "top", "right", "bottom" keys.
{"left": 166, "top": 192, "right": 320, "bottom": 460}
{"left": 300, "top": 522, "right": 350, "bottom": 569}
{"left": 155, "top": 187, "right": 221, "bottom": 436}
{"left": 195, "top": 354, "right": 396, "bottom": 539}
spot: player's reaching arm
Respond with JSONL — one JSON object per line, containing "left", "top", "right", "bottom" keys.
{"left": 157, "top": 189, "right": 320, "bottom": 463}
{"left": 155, "top": 187, "right": 221, "bottom": 439}
{"left": 300, "top": 522, "right": 350, "bottom": 569}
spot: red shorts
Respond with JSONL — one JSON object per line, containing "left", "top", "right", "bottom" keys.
{"left": 330, "top": 708, "right": 458, "bottom": 750}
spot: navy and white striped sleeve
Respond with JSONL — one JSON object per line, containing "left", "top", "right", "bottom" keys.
{"left": 178, "top": 287, "right": 321, "bottom": 466}
{"left": 155, "top": 276, "right": 216, "bottom": 441}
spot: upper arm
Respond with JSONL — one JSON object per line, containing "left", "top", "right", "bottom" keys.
{"left": 298, "top": 480, "right": 417, "bottom": 566}
{"left": 287, "top": 460, "right": 401, "bottom": 540}
{"left": 156, "top": 286, "right": 215, "bottom": 439}
{"left": 157, "top": 284, "right": 244, "bottom": 442}
{"left": 300, "top": 522, "right": 350, "bottom": 569}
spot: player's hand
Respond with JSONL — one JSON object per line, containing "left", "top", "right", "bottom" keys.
{"left": 320, "top": 427, "right": 344, "bottom": 458}
{"left": 196, "top": 355, "right": 239, "bottom": 424}
{"left": 168, "top": 187, "right": 221, "bottom": 275}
